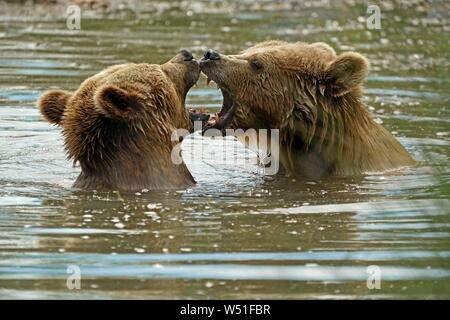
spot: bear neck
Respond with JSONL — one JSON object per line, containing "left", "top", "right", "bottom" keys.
{"left": 161, "top": 64, "right": 190, "bottom": 105}
{"left": 286, "top": 94, "right": 414, "bottom": 177}
{"left": 72, "top": 118, "right": 195, "bottom": 192}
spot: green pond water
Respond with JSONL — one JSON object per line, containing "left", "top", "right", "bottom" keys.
{"left": 0, "top": 1, "right": 449, "bottom": 299}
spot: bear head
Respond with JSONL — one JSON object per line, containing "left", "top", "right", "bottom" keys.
{"left": 200, "top": 40, "right": 369, "bottom": 131}
{"left": 200, "top": 41, "right": 413, "bottom": 176}
{"left": 38, "top": 49, "right": 200, "bottom": 191}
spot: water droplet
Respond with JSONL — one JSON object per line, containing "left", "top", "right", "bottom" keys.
{"left": 115, "top": 222, "right": 125, "bottom": 229}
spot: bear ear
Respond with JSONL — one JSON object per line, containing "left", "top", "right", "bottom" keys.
{"left": 324, "top": 52, "right": 369, "bottom": 97}
{"left": 38, "top": 89, "right": 72, "bottom": 125}
{"left": 94, "top": 84, "right": 144, "bottom": 120}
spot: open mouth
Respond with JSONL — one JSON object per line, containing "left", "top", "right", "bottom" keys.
{"left": 190, "top": 49, "right": 237, "bottom": 135}
{"left": 197, "top": 76, "right": 236, "bottom": 135}
{"left": 188, "top": 75, "right": 235, "bottom": 135}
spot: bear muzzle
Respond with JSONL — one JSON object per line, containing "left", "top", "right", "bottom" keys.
{"left": 180, "top": 48, "right": 194, "bottom": 61}
{"left": 203, "top": 49, "right": 220, "bottom": 61}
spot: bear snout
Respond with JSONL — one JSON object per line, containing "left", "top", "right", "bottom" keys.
{"left": 203, "top": 49, "right": 220, "bottom": 61}
{"left": 180, "top": 48, "right": 194, "bottom": 61}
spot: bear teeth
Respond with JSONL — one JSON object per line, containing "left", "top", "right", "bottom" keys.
{"left": 206, "top": 77, "right": 212, "bottom": 86}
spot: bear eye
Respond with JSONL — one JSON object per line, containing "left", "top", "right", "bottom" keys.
{"left": 250, "top": 60, "right": 263, "bottom": 72}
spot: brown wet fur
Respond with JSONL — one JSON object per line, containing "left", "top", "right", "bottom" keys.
{"left": 38, "top": 52, "right": 200, "bottom": 191}
{"left": 201, "top": 41, "right": 415, "bottom": 178}
{"left": 38, "top": 89, "right": 72, "bottom": 125}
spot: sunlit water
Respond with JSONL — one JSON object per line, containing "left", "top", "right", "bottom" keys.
{"left": 0, "top": 1, "right": 449, "bottom": 299}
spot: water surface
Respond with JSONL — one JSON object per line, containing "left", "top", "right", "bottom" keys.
{"left": 0, "top": 1, "right": 449, "bottom": 299}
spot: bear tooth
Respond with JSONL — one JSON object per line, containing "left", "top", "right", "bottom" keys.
{"left": 206, "top": 77, "right": 211, "bottom": 86}
{"left": 319, "top": 84, "right": 326, "bottom": 96}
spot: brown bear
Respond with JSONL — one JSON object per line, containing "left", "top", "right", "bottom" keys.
{"left": 38, "top": 49, "right": 200, "bottom": 191}
{"left": 200, "top": 41, "right": 415, "bottom": 178}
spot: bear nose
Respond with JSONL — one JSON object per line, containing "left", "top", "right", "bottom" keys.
{"left": 204, "top": 49, "right": 220, "bottom": 61}
{"left": 180, "top": 49, "right": 194, "bottom": 61}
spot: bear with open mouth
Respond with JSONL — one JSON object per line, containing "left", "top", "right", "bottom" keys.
{"left": 38, "top": 49, "right": 201, "bottom": 191}
{"left": 199, "top": 41, "right": 415, "bottom": 178}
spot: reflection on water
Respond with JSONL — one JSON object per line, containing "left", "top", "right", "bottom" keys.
{"left": 0, "top": 1, "right": 449, "bottom": 299}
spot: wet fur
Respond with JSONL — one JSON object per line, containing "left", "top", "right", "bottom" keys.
{"left": 38, "top": 56, "right": 199, "bottom": 191}
{"left": 202, "top": 41, "right": 415, "bottom": 177}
